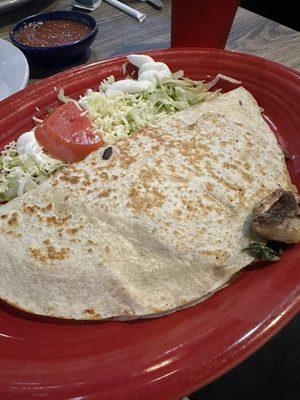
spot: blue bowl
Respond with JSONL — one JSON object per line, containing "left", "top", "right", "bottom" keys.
{"left": 10, "top": 10, "right": 98, "bottom": 65}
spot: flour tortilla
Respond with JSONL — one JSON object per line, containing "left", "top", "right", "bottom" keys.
{"left": 0, "top": 87, "right": 293, "bottom": 320}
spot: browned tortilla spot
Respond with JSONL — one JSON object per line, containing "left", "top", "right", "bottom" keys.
{"left": 67, "top": 227, "right": 80, "bottom": 235}
{"left": 60, "top": 175, "right": 80, "bottom": 184}
{"left": 29, "top": 245, "right": 70, "bottom": 262}
{"left": 83, "top": 308, "right": 101, "bottom": 318}
{"left": 7, "top": 212, "right": 19, "bottom": 226}
{"left": 127, "top": 186, "right": 166, "bottom": 213}
{"left": 98, "top": 189, "right": 112, "bottom": 198}
{"left": 4, "top": 230, "right": 22, "bottom": 237}
{"left": 44, "top": 215, "right": 71, "bottom": 227}
{"left": 205, "top": 182, "right": 214, "bottom": 191}
{"left": 23, "top": 204, "right": 38, "bottom": 214}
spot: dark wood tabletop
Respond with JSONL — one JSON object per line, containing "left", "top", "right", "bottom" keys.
{"left": 0, "top": 0, "right": 299, "bottom": 84}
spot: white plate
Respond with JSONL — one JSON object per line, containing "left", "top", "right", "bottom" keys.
{"left": 0, "top": 39, "right": 29, "bottom": 101}
{"left": 0, "top": 0, "right": 34, "bottom": 13}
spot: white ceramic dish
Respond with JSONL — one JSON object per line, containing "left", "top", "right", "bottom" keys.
{"left": 0, "top": 0, "right": 34, "bottom": 14}
{"left": 0, "top": 39, "right": 29, "bottom": 101}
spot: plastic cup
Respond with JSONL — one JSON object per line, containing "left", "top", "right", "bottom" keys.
{"left": 171, "top": 0, "right": 240, "bottom": 48}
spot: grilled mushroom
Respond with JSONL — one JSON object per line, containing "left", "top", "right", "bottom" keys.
{"left": 251, "top": 189, "right": 300, "bottom": 243}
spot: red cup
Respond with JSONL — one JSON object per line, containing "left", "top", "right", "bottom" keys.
{"left": 171, "top": 0, "right": 240, "bottom": 49}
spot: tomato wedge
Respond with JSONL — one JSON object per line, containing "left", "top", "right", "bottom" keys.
{"left": 35, "top": 102, "right": 104, "bottom": 163}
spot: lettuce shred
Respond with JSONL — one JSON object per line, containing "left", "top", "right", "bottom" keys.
{"left": 0, "top": 142, "right": 63, "bottom": 201}
{"left": 79, "top": 72, "right": 219, "bottom": 142}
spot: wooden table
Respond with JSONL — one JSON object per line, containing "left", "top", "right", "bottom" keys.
{"left": 0, "top": 0, "right": 299, "bottom": 83}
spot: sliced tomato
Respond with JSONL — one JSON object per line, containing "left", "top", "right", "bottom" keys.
{"left": 35, "top": 101, "right": 104, "bottom": 163}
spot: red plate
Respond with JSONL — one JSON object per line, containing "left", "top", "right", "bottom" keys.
{"left": 0, "top": 49, "right": 299, "bottom": 400}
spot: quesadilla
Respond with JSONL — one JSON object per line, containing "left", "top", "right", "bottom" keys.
{"left": 0, "top": 87, "right": 294, "bottom": 320}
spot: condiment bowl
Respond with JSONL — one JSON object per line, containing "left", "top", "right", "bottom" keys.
{"left": 9, "top": 10, "right": 98, "bottom": 65}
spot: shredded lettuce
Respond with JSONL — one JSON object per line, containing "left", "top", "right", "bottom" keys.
{"left": 0, "top": 141, "right": 63, "bottom": 201}
{"left": 145, "top": 76, "right": 217, "bottom": 113}
{"left": 78, "top": 73, "right": 219, "bottom": 142}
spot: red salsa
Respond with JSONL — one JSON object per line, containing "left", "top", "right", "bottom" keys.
{"left": 15, "top": 19, "right": 92, "bottom": 47}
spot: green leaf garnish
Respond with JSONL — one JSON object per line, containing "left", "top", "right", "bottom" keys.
{"left": 242, "top": 242, "right": 282, "bottom": 262}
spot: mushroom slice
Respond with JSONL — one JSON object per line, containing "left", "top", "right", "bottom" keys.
{"left": 251, "top": 189, "right": 300, "bottom": 243}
